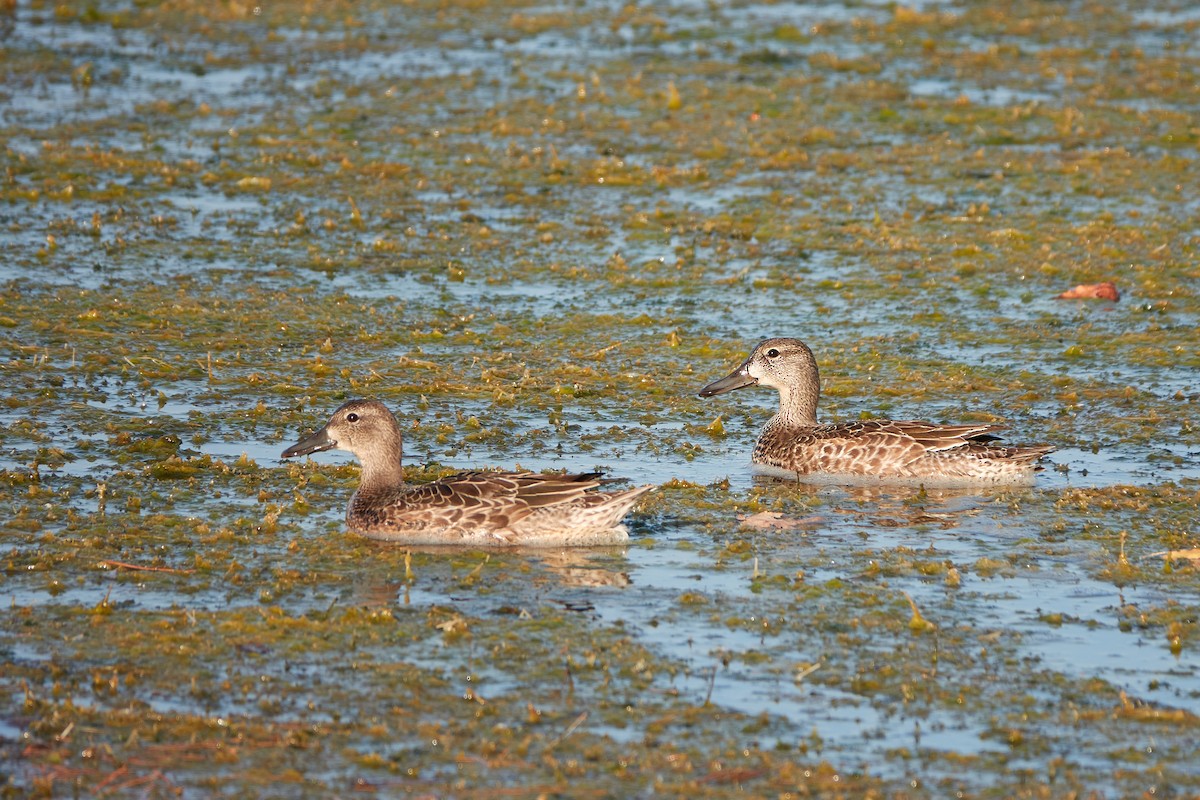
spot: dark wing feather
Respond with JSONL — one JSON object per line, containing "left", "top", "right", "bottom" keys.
{"left": 506, "top": 472, "right": 602, "bottom": 505}
{"left": 793, "top": 420, "right": 1009, "bottom": 472}
{"left": 354, "top": 471, "right": 602, "bottom": 532}
{"left": 875, "top": 421, "right": 1006, "bottom": 453}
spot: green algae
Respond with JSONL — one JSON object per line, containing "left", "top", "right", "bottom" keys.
{"left": 2, "top": 0, "right": 1200, "bottom": 796}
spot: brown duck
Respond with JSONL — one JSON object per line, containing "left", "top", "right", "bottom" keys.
{"left": 699, "top": 338, "right": 1055, "bottom": 486}
{"left": 282, "top": 400, "right": 653, "bottom": 546}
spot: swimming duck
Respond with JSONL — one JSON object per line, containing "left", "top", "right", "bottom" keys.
{"left": 282, "top": 399, "right": 653, "bottom": 546}
{"left": 699, "top": 338, "right": 1055, "bottom": 486}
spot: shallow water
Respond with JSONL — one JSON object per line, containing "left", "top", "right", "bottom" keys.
{"left": 3, "top": 0, "right": 1200, "bottom": 796}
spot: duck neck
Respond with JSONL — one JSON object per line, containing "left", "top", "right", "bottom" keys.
{"left": 773, "top": 347, "right": 821, "bottom": 427}
{"left": 774, "top": 383, "right": 819, "bottom": 427}
{"left": 358, "top": 439, "right": 407, "bottom": 493}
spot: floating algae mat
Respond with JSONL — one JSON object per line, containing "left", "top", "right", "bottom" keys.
{"left": 2, "top": 0, "right": 1199, "bottom": 795}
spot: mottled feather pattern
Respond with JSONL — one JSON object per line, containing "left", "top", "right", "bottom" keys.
{"left": 282, "top": 400, "right": 652, "bottom": 546}
{"left": 346, "top": 472, "right": 607, "bottom": 535}
{"left": 702, "top": 338, "right": 1055, "bottom": 486}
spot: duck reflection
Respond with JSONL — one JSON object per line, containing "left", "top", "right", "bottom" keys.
{"left": 746, "top": 475, "right": 991, "bottom": 532}
{"left": 343, "top": 544, "right": 633, "bottom": 611}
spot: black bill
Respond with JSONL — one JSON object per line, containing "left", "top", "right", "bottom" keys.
{"left": 281, "top": 427, "right": 336, "bottom": 459}
{"left": 698, "top": 365, "right": 757, "bottom": 397}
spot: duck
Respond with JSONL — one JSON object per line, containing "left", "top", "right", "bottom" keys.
{"left": 281, "top": 399, "right": 653, "bottom": 546}
{"left": 699, "top": 338, "right": 1055, "bottom": 486}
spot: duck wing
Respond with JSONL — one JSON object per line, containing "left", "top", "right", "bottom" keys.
{"left": 860, "top": 420, "right": 1006, "bottom": 453}
{"left": 352, "top": 471, "right": 603, "bottom": 533}
{"left": 789, "top": 420, "right": 1009, "bottom": 473}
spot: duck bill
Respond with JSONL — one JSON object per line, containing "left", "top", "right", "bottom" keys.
{"left": 698, "top": 365, "right": 758, "bottom": 397}
{"left": 281, "top": 427, "right": 336, "bottom": 459}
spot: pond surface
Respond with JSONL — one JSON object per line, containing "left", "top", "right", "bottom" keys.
{"left": 2, "top": 0, "right": 1199, "bottom": 796}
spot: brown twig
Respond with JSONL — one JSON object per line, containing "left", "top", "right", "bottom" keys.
{"left": 99, "top": 560, "right": 194, "bottom": 575}
{"left": 543, "top": 711, "right": 588, "bottom": 752}
{"left": 92, "top": 765, "right": 130, "bottom": 792}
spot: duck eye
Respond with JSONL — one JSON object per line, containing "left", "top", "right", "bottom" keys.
{"left": 346, "top": 413, "right": 359, "bottom": 423}
{"left": 766, "top": 348, "right": 780, "bottom": 358}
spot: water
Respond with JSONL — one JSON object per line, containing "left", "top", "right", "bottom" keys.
{"left": 3, "top": 0, "right": 1199, "bottom": 795}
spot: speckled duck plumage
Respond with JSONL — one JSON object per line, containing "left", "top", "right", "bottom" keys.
{"left": 282, "top": 400, "right": 653, "bottom": 546}
{"left": 699, "top": 338, "right": 1055, "bottom": 486}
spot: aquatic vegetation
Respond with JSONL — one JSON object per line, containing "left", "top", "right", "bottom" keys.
{"left": 1, "top": 0, "right": 1199, "bottom": 796}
